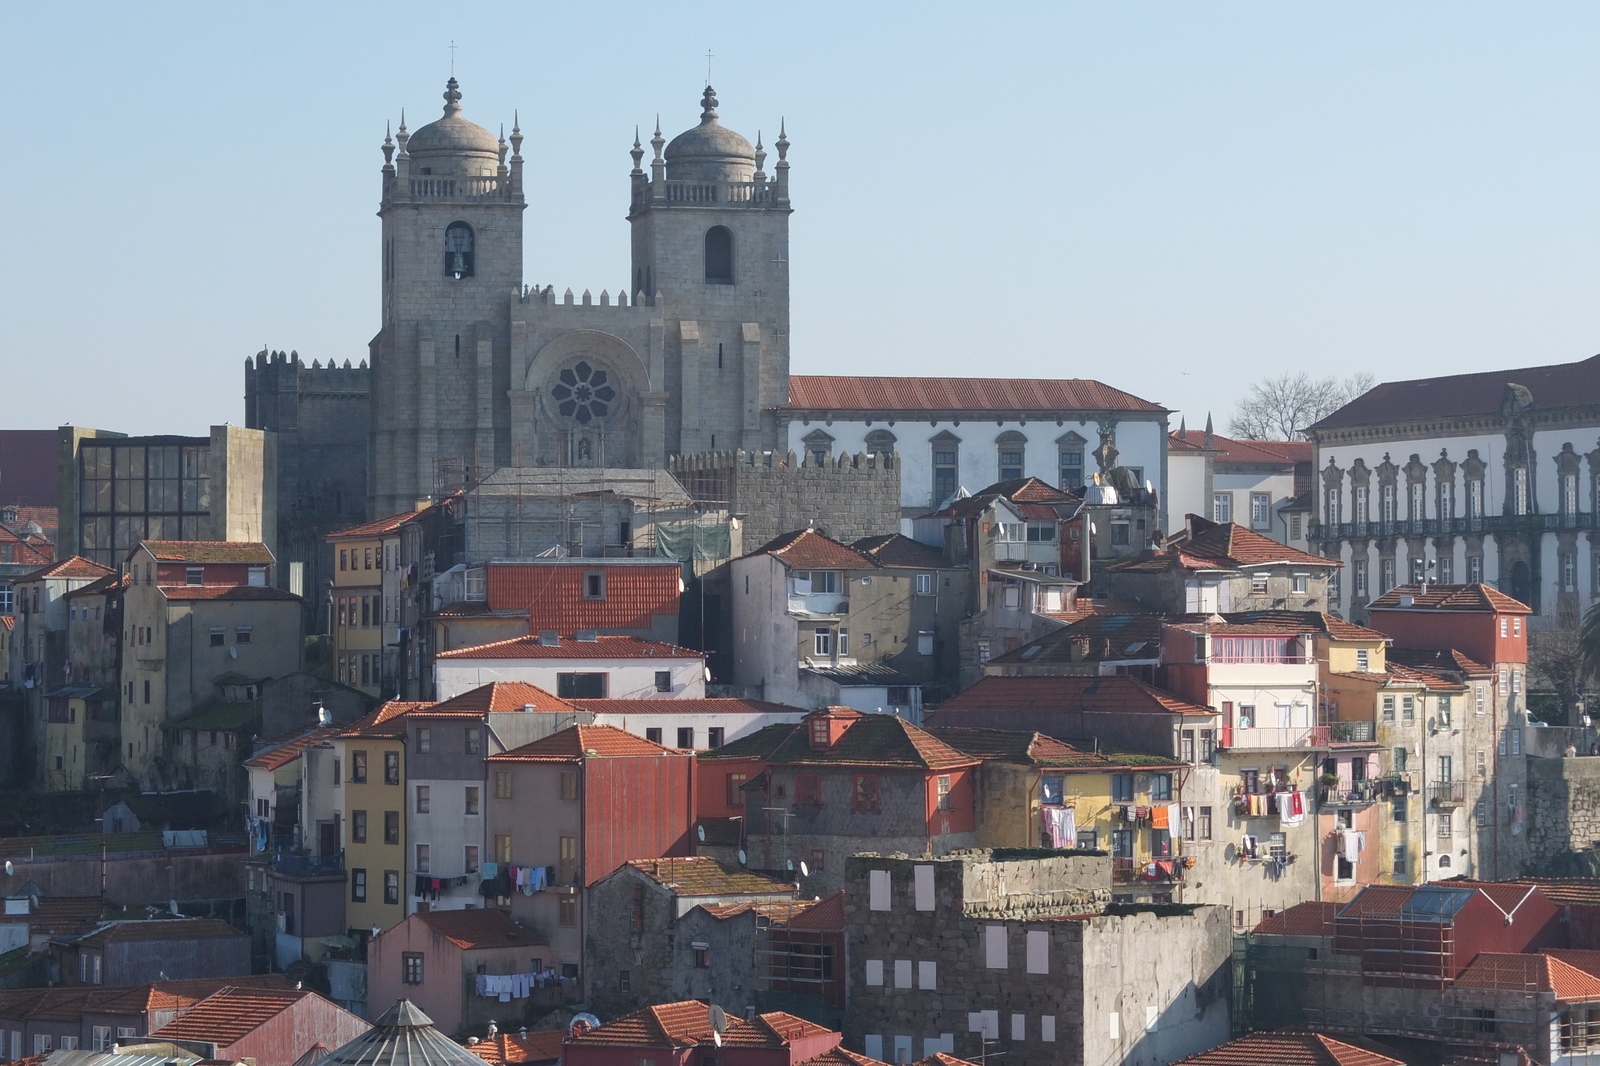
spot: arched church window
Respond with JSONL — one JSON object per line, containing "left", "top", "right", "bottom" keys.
{"left": 705, "top": 226, "right": 734, "bottom": 285}
{"left": 551, "top": 362, "right": 616, "bottom": 425}
{"left": 444, "top": 222, "right": 475, "bottom": 279}
{"left": 865, "top": 430, "right": 897, "bottom": 458}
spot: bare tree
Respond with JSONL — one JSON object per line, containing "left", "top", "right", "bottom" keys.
{"left": 1531, "top": 607, "right": 1593, "bottom": 724}
{"left": 1227, "top": 372, "right": 1375, "bottom": 440}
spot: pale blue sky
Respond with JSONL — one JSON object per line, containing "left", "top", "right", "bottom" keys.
{"left": 4, "top": 3, "right": 1599, "bottom": 435}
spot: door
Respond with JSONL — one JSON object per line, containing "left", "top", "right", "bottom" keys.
{"left": 318, "top": 821, "right": 338, "bottom": 857}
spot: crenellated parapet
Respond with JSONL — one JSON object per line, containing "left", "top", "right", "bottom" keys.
{"left": 669, "top": 448, "right": 900, "bottom": 548}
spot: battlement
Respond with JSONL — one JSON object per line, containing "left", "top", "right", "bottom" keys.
{"left": 244, "top": 350, "right": 371, "bottom": 395}
{"left": 670, "top": 448, "right": 897, "bottom": 475}
{"left": 516, "top": 284, "right": 661, "bottom": 310}
{"left": 670, "top": 449, "right": 900, "bottom": 549}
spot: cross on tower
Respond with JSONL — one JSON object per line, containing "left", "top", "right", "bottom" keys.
{"left": 771, "top": 252, "right": 788, "bottom": 268}
{"left": 449, "top": 40, "right": 457, "bottom": 76}
{"left": 705, "top": 49, "right": 714, "bottom": 84}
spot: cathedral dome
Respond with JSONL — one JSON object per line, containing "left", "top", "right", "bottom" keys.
{"left": 405, "top": 78, "right": 501, "bottom": 172}
{"left": 665, "top": 86, "right": 755, "bottom": 182}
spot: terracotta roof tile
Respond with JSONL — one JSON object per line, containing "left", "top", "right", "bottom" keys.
{"left": 569, "top": 1001, "right": 833, "bottom": 1050}
{"left": 935, "top": 675, "right": 1217, "bottom": 718}
{"left": 696, "top": 723, "right": 803, "bottom": 761}
{"left": 1172, "top": 1030, "right": 1406, "bottom": 1065}
{"left": 696, "top": 899, "right": 816, "bottom": 921}
{"left": 338, "top": 700, "right": 426, "bottom": 738}
{"left": 148, "top": 985, "right": 317, "bottom": 1045}
{"left": 76, "top": 918, "right": 244, "bottom": 946}
{"left": 485, "top": 561, "right": 684, "bottom": 631}
{"left": 1368, "top": 583, "right": 1532, "bottom": 614}
{"left": 1171, "top": 429, "right": 1312, "bottom": 465}
{"left": 850, "top": 534, "right": 954, "bottom": 570}
{"left": 436, "top": 634, "right": 701, "bottom": 660}
{"left": 1309, "top": 353, "right": 1600, "bottom": 431}
{"left": 785, "top": 375, "right": 1164, "bottom": 414}
{"left": 1253, "top": 901, "right": 1338, "bottom": 938}
{"left": 1505, "top": 879, "right": 1600, "bottom": 907}
{"left": 802, "top": 1050, "right": 888, "bottom": 1066}
{"left": 420, "top": 682, "right": 578, "bottom": 716}
{"left": 1223, "top": 610, "right": 1387, "bottom": 641}
{"left": 988, "top": 613, "right": 1165, "bottom": 665}
{"left": 744, "top": 528, "right": 877, "bottom": 569}
{"left": 467, "top": 1030, "right": 565, "bottom": 1065}
{"left": 788, "top": 891, "right": 846, "bottom": 932}
{"left": 137, "top": 541, "right": 275, "bottom": 564}
{"left": 765, "top": 713, "right": 978, "bottom": 771}
{"left": 914, "top": 1055, "right": 982, "bottom": 1066}
{"left": 63, "top": 572, "right": 129, "bottom": 598}
{"left": 1159, "top": 517, "right": 1341, "bottom": 570}
{"left": 1455, "top": 952, "right": 1600, "bottom": 1000}
{"left": 490, "top": 724, "right": 678, "bottom": 761}
{"left": 413, "top": 909, "right": 546, "bottom": 950}
{"left": 14, "top": 556, "right": 114, "bottom": 582}
{"left": 928, "top": 726, "right": 1180, "bottom": 769}
{"left": 244, "top": 726, "right": 342, "bottom": 770}
{"left": 626, "top": 856, "right": 796, "bottom": 897}
{"left": 325, "top": 508, "right": 434, "bottom": 540}
{"left": 1387, "top": 648, "right": 1494, "bottom": 676}
{"left": 161, "top": 585, "right": 300, "bottom": 602}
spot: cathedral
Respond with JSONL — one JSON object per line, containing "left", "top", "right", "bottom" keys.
{"left": 367, "top": 78, "right": 794, "bottom": 518}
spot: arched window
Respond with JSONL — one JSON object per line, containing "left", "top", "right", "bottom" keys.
{"left": 704, "top": 226, "right": 733, "bottom": 285}
{"left": 444, "top": 222, "right": 475, "bottom": 279}
{"left": 864, "top": 429, "right": 897, "bottom": 458}
{"left": 996, "top": 431, "right": 1028, "bottom": 482}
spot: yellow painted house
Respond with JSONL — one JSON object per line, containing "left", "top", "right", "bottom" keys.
{"left": 327, "top": 513, "right": 414, "bottom": 698}
{"left": 334, "top": 700, "right": 417, "bottom": 936}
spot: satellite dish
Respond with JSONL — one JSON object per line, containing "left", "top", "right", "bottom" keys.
{"left": 799, "top": 862, "right": 809, "bottom": 878}
{"left": 712, "top": 1032, "right": 722, "bottom": 1048}
{"left": 709, "top": 1005, "right": 728, "bottom": 1034}
{"left": 786, "top": 859, "right": 794, "bottom": 872}
{"left": 569, "top": 1013, "right": 600, "bottom": 1037}
{"left": 229, "top": 646, "right": 238, "bottom": 659}
{"left": 3, "top": 861, "right": 11, "bottom": 877}
{"left": 737, "top": 849, "right": 747, "bottom": 866}
{"left": 697, "top": 825, "right": 706, "bottom": 842}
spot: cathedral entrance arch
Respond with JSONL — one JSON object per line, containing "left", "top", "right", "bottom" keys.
{"left": 513, "top": 330, "right": 651, "bottom": 467}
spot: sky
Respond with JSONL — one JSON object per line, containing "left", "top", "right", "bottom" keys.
{"left": 4, "top": 3, "right": 1600, "bottom": 437}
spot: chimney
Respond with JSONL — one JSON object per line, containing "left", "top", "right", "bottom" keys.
{"left": 538, "top": 631, "right": 560, "bottom": 647}
{"left": 1070, "top": 637, "right": 1091, "bottom": 662}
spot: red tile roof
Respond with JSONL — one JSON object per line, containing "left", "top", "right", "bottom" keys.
{"left": 914, "top": 1055, "right": 982, "bottom": 1066}
{"left": 76, "top": 918, "right": 243, "bottom": 946}
{"left": 148, "top": 985, "right": 318, "bottom": 1045}
{"left": 14, "top": 556, "right": 114, "bottom": 582}
{"left": 1149, "top": 517, "right": 1340, "bottom": 570}
{"left": 137, "top": 541, "right": 275, "bottom": 564}
{"left": 412, "top": 908, "right": 546, "bottom": 949}
{"left": 436, "top": 634, "right": 701, "bottom": 660}
{"left": 763, "top": 712, "right": 978, "bottom": 771}
{"left": 485, "top": 561, "right": 684, "bottom": 631}
{"left": 338, "top": 700, "right": 426, "bottom": 738}
{"left": 1387, "top": 647, "right": 1494, "bottom": 676}
{"left": 1455, "top": 952, "right": 1600, "bottom": 1000}
{"left": 802, "top": 1050, "right": 889, "bottom": 1066}
{"left": 626, "top": 856, "right": 796, "bottom": 897}
{"left": 1368, "top": 583, "right": 1532, "bottom": 614}
{"left": 1223, "top": 610, "right": 1387, "bottom": 642}
{"left": 1309, "top": 353, "right": 1600, "bottom": 431}
{"left": 697, "top": 899, "right": 817, "bottom": 921}
{"left": 490, "top": 724, "right": 678, "bottom": 761}
{"left": 420, "top": 682, "right": 578, "bottom": 715}
{"left": 0, "top": 976, "right": 292, "bottom": 1023}
{"left": 1253, "top": 901, "right": 1338, "bottom": 938}
{"left": 785, "top": 375, "right": 1164, "bottom": 414}
{"left": 1171, "top": 429, "right": 1312, "bottom": 465}
{"left": 467, "top": 1030, "right": 565, "bottom": 1065}
{"left": 1172, "top": 1030, "right": 1406, "bottom": 1065}
{"left": 0, "top": 525, "right": 52, "bottom": 566}
{"left": 324, "top": 508, "right": 432, "bottom": 540}
{"left": 936, "top": 675, "right": 1217, "bottom": 718}
{"left": 161, "top": 585, "right": 300, "bottom": 602}
{"left": 789, "top": 891, "right": 847, "bottom": 932}
{"left": 850, "top": 534, "right": 953, "bottom": 570}
{"left": 569, "top": 1000, "right": 835, "bottom": 1050}
{"left": 244, "top": 726, "right": 342, "bottom": 770}
{"left": 745, "top": 528, "right": 876, "bottom": 569}
{"left": 929, "top": 726, "right": 1180, "bottom": 769}
{"left": 63, "top": 572, "right": 128, "bottom": 598}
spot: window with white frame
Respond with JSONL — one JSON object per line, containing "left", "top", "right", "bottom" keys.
{"left": 1289, "top": 513, "right": 1302, "bottom": 540}
{"left": 813, "top": 629, "right": 834, "bottom": 657}
{"left": 1562, "top": 553, "right": 1577, "bottom": 592}
{"left": 1291, "top": 573, "right": 1309, "bottom": 594}
{"left": 1467, "top": 555, "right": 1483, "bottom": 582}
{"left": 1353, "top": 486, "right": 1368, "bottom": 525}
{"left": 916, "top": 573, "right": 934, "bottom": 596}
{"left": 1381, "top": 484, "right": 1396, "bottom": 525}
{"left": 1410, "top": 483, "right": 1425, "bottom": 522}
{"left": 1513, "top": 467, "right": 1529, "bottom": 515}
{"left": 1213, "top": 492, "right": 1233, "bottom": 524}
{"left": 1250, "top": 493, "right": 1271, "bottom": 529}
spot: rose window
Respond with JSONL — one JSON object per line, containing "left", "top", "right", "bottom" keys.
{"left": 551, "top": 361, "right": 616, "bottom": 425}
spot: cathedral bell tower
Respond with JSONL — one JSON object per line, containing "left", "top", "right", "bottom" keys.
{"left": 371, "top": 78, "right": 525, "bottom": 517}
{"left": 628, "top": 86, "right": 792, "bottom": 454}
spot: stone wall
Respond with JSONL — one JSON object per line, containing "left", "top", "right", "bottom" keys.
{"left": 840, "top": 852, "right": 1229, "bottom": 1066}
{"left": 670, "top": 450, "right": 901, "bottom": 552}
{"left": 1526, "top": 754, "right": 1600, "bottom": 864}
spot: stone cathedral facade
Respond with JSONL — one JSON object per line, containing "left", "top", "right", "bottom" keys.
{"left": 367, "top": 78, "right": 793, "bottom": 518}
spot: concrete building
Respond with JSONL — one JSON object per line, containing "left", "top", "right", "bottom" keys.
{"left": 434, "top": 633, "right": 704, "bottom": 701}
{"left": 731, "top": 530, "right": 968, "bottom": 714}
{"left": 59, "top": 426, "right": 277, "bottom": 572}
{"left": 484, "top": 724, "right": 695, "bottom": 991}
{"left": 119, "top": 541, "right": 301, "bottom": 791}
{"left": 366, "top": 909, "right": 548, "bottom": 1039}
{"left": 1306, "top": 353, "right": 1600, "bottom": 628}
{"left": 53, "top": 919, "right": 249, "bottom": 987}
{"left": 583, "top": 857, "right": 801, "bottom": 1020}
{"left": 840, "top": 852, "right": 1232, "bottom": 1066}
{"left": 1167, "top": 423, "right": 1314, "bottom": 550}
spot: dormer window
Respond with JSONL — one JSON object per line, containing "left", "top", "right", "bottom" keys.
{"left": 185, "top": 567, "right": 204, "bottom": 586}
{"left": 809, "top": 719, "right": 830, "bottom": 749}
{"left": 444, "top": 222, "right": 475, "bottom": 279}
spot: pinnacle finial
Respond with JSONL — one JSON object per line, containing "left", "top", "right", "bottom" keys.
{"left": 775, "top": 119, "right": 789, "bottom": 163}
{"left": 510, "top": 111, "right": 523, "bottom": 161}
{"left": 650, "top": 115, "right": 665, "bottom": 164}
{"left": 700, "top": 85, "right": 719, "bottom": 122}
{"left": 753, "top": 132, "right": 767, "bottom": 181}
{"left": 1178, "top": 416, "right": 1186, "bottom": 436}
{"left": 630, "top": 126, "right": 645, "bottom": 174}
{"left": 443, "top": 77, "right": 462, "bottom": 115}
{"left": 382, "top": 121, "right": 396, "bottom": 168}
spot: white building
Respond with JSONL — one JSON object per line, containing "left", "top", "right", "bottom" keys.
{"left": 1168, "top": 422, "right": 1313, "bottom": 549}
{"left": 570, "top": 697, "right": 808, "bottom": 749}
{"left": 433, "top": 632, "right": 705, "bottom": 700}
{"left": 1306, "top": 354, "right": 1600, "bottom": 626}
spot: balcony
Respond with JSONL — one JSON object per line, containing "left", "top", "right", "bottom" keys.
{"left": 1322, "top": 780, "right": 1379, "bottom": 805}
{"left": 1311, "top": 511, "right": 1597, "bottom": 543}
{"left": 1112, "top": 856, "right": 1186, "bottom": 883}
{"left": 1112, "top": 857, "right": 1137, "bottom": 882}
{"left": 1429, "top": 782, "right": 1466, "bottom": 807}
{"left": 1220, "top": 724, "right": 1329, "bottom": 751}
{"left": 1328, "top": 721, "right": 1376, "bottom": 743}
{"left": 272, "top": 852, "right": 345, "bottom": 878}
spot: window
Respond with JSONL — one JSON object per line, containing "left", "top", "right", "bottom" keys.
{"left": 415, "top": 844, "right": 430, "bottom": 873}
{"left": 465, "top": 785, "right": 480, "bottom": 815}
{"left": 1563, "top": 553, "right": 1577, "bottom": 592}
{"left": 1110, "top": 520, "right": 1130, "bottom": 546}
{"left": 1392, "top": 845, "right": 1408, "bottom": 876}
{"left": 465, "top": 727, "right": 481, "bottom": 754}
{"left": 937, "top": 775, "right": 953, "bottom": 809}
{"left": 998, "top": 435, "right": 1025, "bottom": 481}
{"left": 385, "top": 811, "right": 400, "bottom": 844}
{"left": 795, "top": 774, "right": 822, "bottom": 808}
{"left": 1381, "top": 483, "right": 1396, "bottom": 525}
{"left": 1467, "top": 554, "right": 1483, "bottom": 582}
{"left": 444, "top": 221, "right": 475, "bottom": 278}
{"left": 677, "top": 727, "right": 695, "bottom": 749}
{"left": 494, "top": 771, "right": 512, "bottom": 799}
{"left": 1200, "top": 729, "right": 1215, "bottom": 762}
{"left": 1513, "top": 467, "right": 1529, "bottom": 514}
{"left": 1438, "top": 755, "right": 1452, "bottom": 782}
{"left": 1392, "top": 797, "right": 1407, "bottom": 823}
{"left": 1181, "top": 730, "right": 1194, "bottom": 763}
{"left": 417, "top": 727, "right": 431, "bottom": 754}
{"left": 557, "top": 673, "right": 607, "bottom": 698}
{"left": 1475, "top": 1009, "right": 1496, "bottom": 1034}
{"left": 402, "top": 952, "right": 424, "bottom": 984}
{"left": 1380, "top": 557, "right": 1394, "bottom": 593}
{"left": 1402, "top": 696, "right": 1415, "bottom": 722}
{"left": 813, "top": 628, "right": 834, "bottom": 656}
{"left": 1182, "top": 806, "right": 1196, "bottom": 841}
{"left": 1250, "top": 493, "right": 1271, "bottom": 529}
{"left": 932, "top": 441, "right": 959, "bottom": 504}
{"left": 1438, "top": 812, "right": 1453, "bottom": 839}
{"left": 916, "top": 572, "right": 934, "bottom": 596}
{"left": 560, "top": 770, "right": 578, "bottom": 800}
{"left": 185, "top": 566, "right": 203, "bottom": 585}
{"left": 1393, "top": 747, "right": 1408, "bottom": 773}
{"left": 1438, "top": 695, "right": 1452, "bottom": 725}
{"left": 384, "top": 870, "right": 400, "bottom": 905}
{"left": 1213, "top": 492, "right": 1233, "bottom": 524}
{"left": 464, "top": 845, "right": 479, "bottom": 873}
{"left": 854, "top": 774, "right": 881, "bottom": 811}
{"left": 654, "top": 670, "right": 672, "bottom": 693}
{"left": 1250, "top": 572, "right": 1268, "bottom": 595}
{"left": 559, "top": 896, "right": 577, "bottom": 927}
{"left": 1291, "top": 573, "right": 1309, "bottom": 594}
{"left": 645, "top": 727, "right": 662, "bottom": 744}
{"left": 1198, "top": 806, "right": 1213, "bottom": 840}
{"left": 340, "top": 549, "right": 348, "bottom": 571}
{"left": 1060, "top": 447, "right": 1084, "bottom": 489}
{"left": 494, "top": 834, "right": 512, "bottom": 864}
{"left": 917, "top": 630, "right": 935, "bottom": 655}
{"left": 1354, "top": 558, "right": 1367, "bottom": 596}
{"left": 1111, "top": 829, "right": 1134, "bottom": 858}
{"left": 618, "top": 969, "right": 632, "bottom": 992}
{"left": 364, "top": 548, "right": 373, "bottom": 570}
{"left": 726, "top": 773, "right": 748, "bottom": 807}
{"left": 693, "top": 945, "right": 710, "bottom": 968}
{"left": 232, "top": 624, "right": 252, "bottom": 645}
{"left": 209, "top": 626, "right": 225, "bottom": 647}
{"left": 1289, "top": 513, "right": 1303, "bottom": 539}
{"left": 1041, "top": 776, "right": 1064, "bottom": 805}
{"left": 583, "top": 571, "right": 606, "bottom": 599}
{"left": 1112, "top": 774, "right": 1133, "bottom": 802}
{"left": 92, "top": 1027, "right": 110, "bottom": 1051}
{"left": 415, "top": 785, "right": 429, "bottom": 814}
{"left": 707, "top": 727, "right": 724, "bottom": 748}
{"left": 351, "top": 810, "right": 367, "bottom": 843}
{"left": 378, "top": 750, "right": 398, "bottom": 784}
{"left": 1356, "top": 648, "right": 1369, "bottom": 671}
{"left": 838, "top": 628, "right": 850, "bottom": 655}
{"left": 559, "top": 835, "right": 578, "bottom": 883}
{"left": 704, "top": 225, "right": 734, "bottom": 284}
{"left": 1150, "top": 773, "right": 1173, "bottom": 801}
